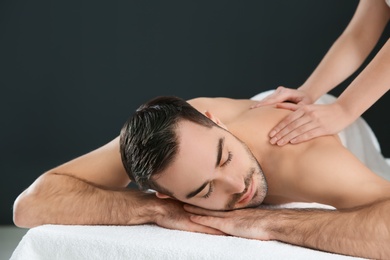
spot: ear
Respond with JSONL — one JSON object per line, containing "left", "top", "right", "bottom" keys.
{"left": 204, "top": 111, "right": 228, "bottom": 130}
{"left": 155, "top": 191, "right": 172, "bottom": 199}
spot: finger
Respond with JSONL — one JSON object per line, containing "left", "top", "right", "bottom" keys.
{"left": 250, "top": 94, "right": 286, "bottom": 108}
{"left": 250, "top": 97, "right": 280, "bottom": 109}
{"left": 289, "top": 127, "right": 326, "bottom": 144}
{"left": 189, "top": 215, "right": 228, "bottom": 233}
{"left": 275, "top": 121, "right": 315, "bottom": 145}
{"left": 183, "top": 204, "right": 228, "bottom": 217}
{"left": 269, "top": 109, "right": 305, "bottom": 139}
{"left": 272, "top": 116, "right": 314, "bottom": 145}
{"left": 184, "top": 220, "right": 226, "bottom": 235}
{"left": 250, "top": 87, "right": 290, "bottom": 109}
{"left": 275, "top": 102, "right": 300, "bottom": 111}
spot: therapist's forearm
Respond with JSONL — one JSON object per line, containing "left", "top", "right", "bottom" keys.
{"left": 298, "top": 34, "right": 372, "bottom": 101}
{"left": 13, "top": 172, "right": 158, "bottom": 228}
{"left": 335, "top": 39, "right": 390, "bottom": 122}
{"left": 298, "top": 0, "right": 390, "bottom": 101}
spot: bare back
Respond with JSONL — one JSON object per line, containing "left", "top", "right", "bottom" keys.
{"left": 189, "top": 97, "right": 390, "bottom": 208}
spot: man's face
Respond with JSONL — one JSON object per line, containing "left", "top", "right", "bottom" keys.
{"left": 154, "top": 120, "right": 268, "bottom": 210}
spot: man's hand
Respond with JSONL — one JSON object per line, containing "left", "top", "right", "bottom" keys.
{"left": 152, "top": 198, "right": 224, "bottom": 235}
{"left": 184, "top": 204, "right": 272, "bottom": 240}
{"left": 185, "top": 200, "right": 390, "bottom": 259}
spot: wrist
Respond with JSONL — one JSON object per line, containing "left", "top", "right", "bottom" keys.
{"left": 297, "top": 85, "right": 317, "bottom": 103}
{"left": 112, "top": 189, "right": 160, "bottom": 225}
{"left": 332, "top": 100, "right": 357, "bottom": 125}
{"left": 298, "top": 82, "right": 326, "bottom": 103}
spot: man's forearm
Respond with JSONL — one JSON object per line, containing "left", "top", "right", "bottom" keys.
{"left": 270, "top": 199, "right": 390, "bottom": 259}
{"left": 187, "top": 199, "right": 390, "bottom": 259}
{"left": 13, "top": 172, "right": 158, "bottom": 228}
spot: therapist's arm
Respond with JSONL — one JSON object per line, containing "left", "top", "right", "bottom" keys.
{"left": 251, "top": 0, "right": 390, "bottom": 109}
{"left": 333, "top": 38, "right": 390, "bottom": 123}
{"left": 298, "top": 0, "right": 390, "bottom": 101}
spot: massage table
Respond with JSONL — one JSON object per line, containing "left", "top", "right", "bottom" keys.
{"left": 11, "top": 91, "right": 389, "bottom": 260}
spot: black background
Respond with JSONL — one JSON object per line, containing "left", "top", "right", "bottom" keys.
{"left": 1, "top": 0, "right": 390, "bottom": 225}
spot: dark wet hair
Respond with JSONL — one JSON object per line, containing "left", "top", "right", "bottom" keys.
{"left": 119, "top": 96, "right": 216, "bottom": 194}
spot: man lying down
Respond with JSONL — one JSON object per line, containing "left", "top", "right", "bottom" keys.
{"left": 13, "top": 94, "right": 390, "bottom": 259}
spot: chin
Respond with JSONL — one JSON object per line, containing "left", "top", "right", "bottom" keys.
{"left": 247, "top": 191, "right": 266, "bottom": 208}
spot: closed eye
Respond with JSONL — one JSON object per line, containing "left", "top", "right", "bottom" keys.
{"left": 221, "top": 151, "right": 232, "bottom": 167}
{"left": 202, "top": 151, "right": 232, "bottom": 199}
{"left": 202, "top": 182, "right": 214, "bottom": 199}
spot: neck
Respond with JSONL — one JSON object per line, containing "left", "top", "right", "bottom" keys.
{"left": 227, "top": 106, "right": 305, "bottom": 205}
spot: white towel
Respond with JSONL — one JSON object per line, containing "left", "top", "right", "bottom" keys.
{"left": 11, "top": 224, "right": 364, "bottom": 260}
{"left": 12, "top": 91, "right": 388, "bottom": 260}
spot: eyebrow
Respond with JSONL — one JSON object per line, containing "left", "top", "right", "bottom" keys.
{"left": 215, "top": 137, "right": 224, "bottom": 168}
{"left": 185, "top": 137, "right": 224, "bottom": 199}
{"left": 185, "top": 182, "right": 209, "bottom": 199}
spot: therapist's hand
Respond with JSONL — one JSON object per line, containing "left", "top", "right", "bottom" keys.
{"left": 184, "top": 204, "right": 273, "bottom": 240}
{"left": 268, "top": 102, "right": 351, "bottom": 145}
{"left": 250, "top": 86, "right": 313, "bottom": 109}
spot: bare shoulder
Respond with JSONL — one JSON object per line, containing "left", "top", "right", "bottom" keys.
{"left": 188, "top": 97, "right": 254, "bottom": 109}
{"left": 47, "top": 136, "right": 130, "bottom": 188}
{"left": 187, "top": 97, "right": 256, "bottom": 123}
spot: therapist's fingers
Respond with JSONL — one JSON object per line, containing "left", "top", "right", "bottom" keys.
{"left": 269, "top": 104, "right": 333, "bottom": 145}
{"left": 268, "top": 107, "right": 306, "bottom": 139}
{"left": 250, "top": 86, "right": 309, "bottom": 109}
{"left": 250, "top": 95, "right": 285, "bottom": 108}
{"left": 270, "top": 116, "right": 312, "bottom": 145}
{"left": 287, "top": 127, "right": 325, "bottom": 144}
{"left": 274, "top": 122, "right": 323, "bottom": 145}
{"left": 274, "top": 102, "right": 301, "bottom": 111}
{"left": 250, "top": 88, "right": 289, "bottom": 108}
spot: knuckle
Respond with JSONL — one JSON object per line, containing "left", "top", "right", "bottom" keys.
{"left": 302, "top": 106, "right": 312, "bottom": 113}
{"left": 294, "top": 127, "right": 305, "bottom": 135}
{"left": 284, "top": 121, "right": 298, "bottom": 132}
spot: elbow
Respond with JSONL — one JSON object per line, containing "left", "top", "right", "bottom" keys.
{"left": 13, "top": 191, "right": 37, "bottom": 228}
{"left": 13, "top": 173, "right": 53, "bottom": 228}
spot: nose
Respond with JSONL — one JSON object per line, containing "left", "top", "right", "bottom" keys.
{"left": 222, "top": 174, "right": 245, "bottom": 194}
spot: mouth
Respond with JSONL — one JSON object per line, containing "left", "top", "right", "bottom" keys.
{"left": 237, "top": 175, "right": 255, "bottom": 205}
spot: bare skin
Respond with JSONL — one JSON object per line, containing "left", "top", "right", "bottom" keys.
{"left": 13, "top": 97, "right": 390, "bottom": 259}
{"left": 251, "top": 0, "right": 390, "bottom": 145}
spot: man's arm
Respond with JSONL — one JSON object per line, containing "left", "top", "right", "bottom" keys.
{"left": 13, "top": 171, "right": 158, "bottom": 227}
{"left": 185, "top": 199, "right": 390, "bottom": 259}
{"left": 13, "top": 137, "right": 222, "bottom": 234}
{"left": 13, "top": 136, "right": 133, "bottom": 227}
